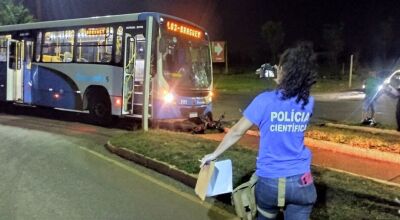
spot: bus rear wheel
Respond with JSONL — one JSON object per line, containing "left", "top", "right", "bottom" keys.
{"left": 89, "top": 96, "right": 112, "bottom": 126}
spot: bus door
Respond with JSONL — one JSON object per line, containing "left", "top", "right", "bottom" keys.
{"left": 0, "top": 37, "right": 8, "bottom": 101}
{"left": 122, "top": 33, "right": 146, "bottom": 115}
{"left": 22, "top": 40, "right": 34, "bottom": 104}
{"left": 6, "top": 39, "right": 23, "bottom": 102}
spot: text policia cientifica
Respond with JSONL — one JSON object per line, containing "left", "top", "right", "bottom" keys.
{"left": 269, "top": 111, "right": 311, "bottom": 132}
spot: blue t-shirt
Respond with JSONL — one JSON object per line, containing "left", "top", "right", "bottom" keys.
{"left": 243, "top": 90, "right": 314, "bottom": 178}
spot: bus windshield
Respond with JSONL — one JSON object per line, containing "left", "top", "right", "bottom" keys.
{"left": 161, "top": 35, "right": 211, "bottom": 89}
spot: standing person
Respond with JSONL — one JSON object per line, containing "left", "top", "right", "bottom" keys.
{"left": 200, "top": 43, "right": 317, "bottom": 220}
{"left": 362, "top": 71, "right": 383, "bottom": 125}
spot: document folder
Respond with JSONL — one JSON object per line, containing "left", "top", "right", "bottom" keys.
{"left": 195, "top": 159, "right": 233, "bottom": 201}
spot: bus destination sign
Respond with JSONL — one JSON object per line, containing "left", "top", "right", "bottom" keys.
{"left": 166, "top": 20, "right": 202, "bottom": 39}
{"left": 86, "top": 28, "right": 106, "bottom": 35}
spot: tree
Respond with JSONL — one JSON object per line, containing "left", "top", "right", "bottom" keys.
{"left": 261, "top": 21, "right": 285, "bottom": 64}
{"left": 0, "top": 0, "right": 34, "bottom": 25}
{"left": 322, "top": 23, "right": 344, "bottom": 70}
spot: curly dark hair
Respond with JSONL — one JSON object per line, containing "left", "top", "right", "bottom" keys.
{"left": 277, "top": 42, "right": 317, "bottom": 108}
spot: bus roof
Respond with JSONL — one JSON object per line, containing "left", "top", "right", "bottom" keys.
{"left": 0, "top": 12, "right": 205, "bottom": 32}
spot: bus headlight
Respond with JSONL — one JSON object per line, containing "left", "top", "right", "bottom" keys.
{"left": 163, "top": 92, "right": 174, "bottom": 103}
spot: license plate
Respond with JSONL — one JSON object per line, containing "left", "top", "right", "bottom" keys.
{"left": 189, "top": 112, "right": 198, "bottom": 118}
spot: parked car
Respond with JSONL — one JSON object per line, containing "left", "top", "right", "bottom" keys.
{"left": 384, "top": 70, "right": 400, "bottom": 89}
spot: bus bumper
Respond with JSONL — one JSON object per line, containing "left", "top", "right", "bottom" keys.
{"left": 152, "top": 99, "right": 212, "bottom": 120}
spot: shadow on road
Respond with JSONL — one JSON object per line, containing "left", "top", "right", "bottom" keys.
{"left": 0, "top": 103, "right": 140, "bottom": 131}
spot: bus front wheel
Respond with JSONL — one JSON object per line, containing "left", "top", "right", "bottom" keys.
{"left": 89, "top": 96, "right": 112, "bottom": 126}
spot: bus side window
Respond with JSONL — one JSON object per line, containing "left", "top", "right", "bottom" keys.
{"left": 0, "top": 37, "right": 7, "bottom": 62}
{"left": 134, "top": 35, "right": 146, "bottom": 79}
{"left": 25, "top": 41, "right": 33, "bottom": 69}
{"left": 8, "top": 42, "right": 17, "bottom": 69}
{"left": 76, "top": 27, "right": 113, "bottom": 63}
{"left": 42, "top": 30, "right": 74, "bottom": 63}
{"left": 35, "top": 32, "right": 42, "bottom": 62}
{"left": 115, "top": 26, "right": 123, "bottom": 64}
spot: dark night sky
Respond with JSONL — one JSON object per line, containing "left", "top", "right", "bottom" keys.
{"left": 22, "top": 0, "right": 400, "bottom": 66}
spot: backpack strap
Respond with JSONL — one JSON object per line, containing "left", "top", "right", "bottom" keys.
{"left": 249, "top": 172, "right": 258, "bottom": 185}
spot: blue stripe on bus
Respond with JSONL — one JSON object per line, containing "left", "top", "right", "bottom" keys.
{"left": 29, "top": 64, "right": 83, "bottom": 109}
{"left": 23, "top": 62, "right": 32, "bottom": 103}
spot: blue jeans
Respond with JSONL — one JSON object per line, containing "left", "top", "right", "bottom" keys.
{"left": 362, "top": 96, "right": 375, "bottom": 114}
{"left": 255, "top": 173, "right": 317, "bottom": 220}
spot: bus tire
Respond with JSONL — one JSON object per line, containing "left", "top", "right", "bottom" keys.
{"left": 4, "top": 102, "right": 15, "bottom": 114}
{"left": 89, "top": 95, "right": 112, "bottom": 126}
{"left": 0, "top": 101, "right": 5, "bottom": 113}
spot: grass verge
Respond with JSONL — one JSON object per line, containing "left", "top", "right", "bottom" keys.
{"left": 213, "top": 73, "right": 276, "bottom": 93}
{"left": 306, "top": 125, "right": 400, "bottom": 154}
{"left": 110, "top": 129, "right": 400, "bottom": 219}
{"left": 110, "top": 129, "right": 256, "bottom": 186}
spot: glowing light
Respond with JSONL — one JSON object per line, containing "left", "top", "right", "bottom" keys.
{"left": 53, "top": 93, "right": 60, "bottom": 99}
{"left": 209, "top": 91, "right": 214, "bottom": 97}
{"left": 115, "top": 98, "right": 121, "bottom": 106}
{"left": 163, "top": 92, "right": 174, "bottom": 103}
{"left": 86, "top": 28, "right": 106, "bottom": 36}
{"left": 166, "top": 21, "right": 202, "bottom": 39}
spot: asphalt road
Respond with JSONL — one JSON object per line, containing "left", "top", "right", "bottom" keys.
{"left": 213, "top": 91, "right": 398, "bottom": 128}
{"left": 0, "top": 110, "right": 236, "bottom": 220}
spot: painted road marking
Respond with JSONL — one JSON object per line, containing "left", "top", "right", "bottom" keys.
{"left": 78, "top": 146, "right": 239, "bottom": 220}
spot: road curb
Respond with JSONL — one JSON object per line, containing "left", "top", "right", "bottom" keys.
{"left": 105, "top": 141, "right": 198, "bottom": 188}
{"left": 225, "top": 127, "right": 400, "bottom": 165}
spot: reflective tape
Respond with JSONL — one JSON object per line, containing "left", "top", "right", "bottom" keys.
{"left": 278, "top": 177, "right": 286, "bottom": 207}
{"left": 257, "top": 206, "right": 277, "bottom": 219}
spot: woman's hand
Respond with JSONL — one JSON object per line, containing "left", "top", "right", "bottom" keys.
{"left": 199, "top": 153, "right": 217, "bottom": 168}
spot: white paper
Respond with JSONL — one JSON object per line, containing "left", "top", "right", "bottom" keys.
{"left": 206, "top": 159, "right": 233, "bottom": 196}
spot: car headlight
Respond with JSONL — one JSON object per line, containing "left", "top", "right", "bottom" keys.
{"left": 384, "top": 78, "right": 390, "bottom": 84}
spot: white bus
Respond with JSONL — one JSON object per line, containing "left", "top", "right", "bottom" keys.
{"left": 0, "top": 12, "right": 213, "bottom": 126}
